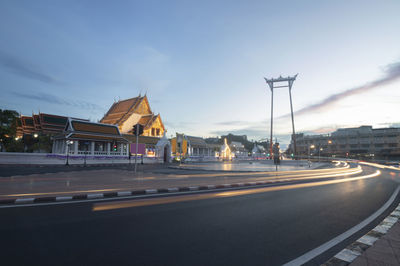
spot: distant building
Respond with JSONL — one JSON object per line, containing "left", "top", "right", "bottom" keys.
{"left": 171, "top": 133, "right": 218, "bottom": 158}
{"left": 230, "top": 141, "right": 248, "bottom": 157}
{"left": 101, "top": 94, "right": 165, "bottom": 137}
{"left": 290, "top": 126, "right": 400, "bottom": 159}
{"left": 252, "top": 143, "right": 266, "bottom": 157}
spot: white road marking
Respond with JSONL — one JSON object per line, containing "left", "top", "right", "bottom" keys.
{"left": 167, "top": 188, "right": 179, "bottom": 192}
{"left": 283, "top": 185, "right": 400, "bottom": 266}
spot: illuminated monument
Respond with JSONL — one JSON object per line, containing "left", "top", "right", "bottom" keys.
{"left": 220, "top": 138, "right": 232, "bottom": 160}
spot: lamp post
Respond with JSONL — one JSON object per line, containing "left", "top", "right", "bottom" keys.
{"left": 66, "top": 140, "right": 73, "bottom": 166}
{"left": 33, "top": 133, "right": 39, "bottom": 153}
{"left": 308, "top": 144, "right": 315, "bottom": 164}
{"left": 319, "top": 147, "right": 323, "bottom": 162}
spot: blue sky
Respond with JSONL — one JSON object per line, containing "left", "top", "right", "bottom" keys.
{"left": 1, "top": 0, "right": 400, "bottom": 146}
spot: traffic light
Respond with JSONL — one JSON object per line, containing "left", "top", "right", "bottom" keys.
{"left": 113, "top": 143, "right": 117, "bottom": 151}
{"left": 291, "top": 153, "right": 294, "bottom": 157}
{"left": 132, "top": 124, "right": 143, "bottom": 136}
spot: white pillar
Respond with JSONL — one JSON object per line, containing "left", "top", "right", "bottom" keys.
{"left": 90, "top": 141, "right": 95, "bottom": 155}
{"left": 120, "top": 143, "right": 123, "bottom": 156}
{"left": 107, "top": 143, "right": 110, "bottom": 155}
{"left": 73, "top": 141, "right": 78, "bottom": 155}
{"left": 63, "top": 141, "right": 67, "bottom": 155}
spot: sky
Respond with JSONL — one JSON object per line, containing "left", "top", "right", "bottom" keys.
{"left": 1, "top": 0, "right": 400, "bottom": 147}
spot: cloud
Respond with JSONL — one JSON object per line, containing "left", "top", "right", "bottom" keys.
{"left": 279, "top": 61, "right": 400, "bottom": 119}
{"left": 12, "top": 91, "right": 102, "bottom": 111}
{"left": 214, "top": 120, "right": 248, "bottom": 126}
{"left": 0, "top": 50, "right": 60, "bottom": 84}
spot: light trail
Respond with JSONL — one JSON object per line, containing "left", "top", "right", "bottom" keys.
{"left": 169, "top": 162, "right": 351, "bottom": 179}
{"left": 2, "top": 164, "right": 358, "bottom": 198}
{"left": 93, "top": 169, "right": 380, "bottom": 212}
{"left": 359, "top": 161, "right": 400, "bottom": 171}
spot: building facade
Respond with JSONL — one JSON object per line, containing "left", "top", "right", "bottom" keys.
{"left": 290, "top": 126, "right": 400, "bottom": 159}
{"left": 100, "top": 95, "right": 165, "bottom": 138}
{"left": 171, "top": 133, "right": 218, "bottom": 158}
{"left": 52, "top": 119, "right": 129, "bottom": 156}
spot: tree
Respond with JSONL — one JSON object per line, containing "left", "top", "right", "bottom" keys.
{"left": 0, "top": 109, "right": 21, "bottom": 152}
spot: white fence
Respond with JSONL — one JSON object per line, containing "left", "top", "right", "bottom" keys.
{"left": 0, "top": 152, "right": 162, "bottom": 165}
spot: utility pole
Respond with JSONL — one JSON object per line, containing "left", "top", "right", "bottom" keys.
{"left": 133, "top": 124, "right": 143, "bottom": 173}
{"left": 135, "top": 125, "right": 139, "bottom": 173}
{"left": 264, "top": 74, "right": 298, "bottom": 159}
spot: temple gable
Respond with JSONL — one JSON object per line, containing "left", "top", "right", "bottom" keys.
{"left": 101, "top": 95, "right": 165, "bottom": 138}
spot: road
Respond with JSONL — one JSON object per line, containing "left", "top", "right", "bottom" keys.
{"left": 0, "top": 164, "right": 399, "bottom": 265}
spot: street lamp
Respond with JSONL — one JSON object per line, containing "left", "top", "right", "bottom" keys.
{"left": 66, "top": 140, "right": 73, "bottom": 166}
{"left": 319, "top": 147, "right": 323, "bottom": 162}
{"left": 33, "top": 133, "right": 40, "bottom": 153}
{"left": 308, "top": 144, "right": 315, "bottom": 162}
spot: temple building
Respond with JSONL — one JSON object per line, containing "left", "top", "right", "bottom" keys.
{"left": 52, "top": 118, "right": 129, "bottom": 156}
{"left": 100, "top": 95, "right": 165, "bottom": 137}
{"left": 17, "top": 113, "right": 74, "bottom": 137}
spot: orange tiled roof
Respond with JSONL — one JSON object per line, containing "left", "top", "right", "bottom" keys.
{"left": 71, "top": 120, "right": 120, "bottom": 135}
{"left": 100, "top": 96, "right": 144, "bottom": 125}
{"left": 138, "top": 114, "right": 154, "bottom": 127}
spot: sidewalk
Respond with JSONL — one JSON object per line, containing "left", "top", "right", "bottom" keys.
{"left": 351, "top": 221, "right": 400, "bottom": 265}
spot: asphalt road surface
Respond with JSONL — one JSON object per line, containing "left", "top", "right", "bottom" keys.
{"left": 0, "top": 165, "right": 399, "bottom": 266}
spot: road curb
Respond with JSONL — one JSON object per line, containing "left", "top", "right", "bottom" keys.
{"left": 0, "top": 179, "right": 287, "bottom": 206}
{"left": 323, "top": 203, "right": 400, "bottom": 265}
